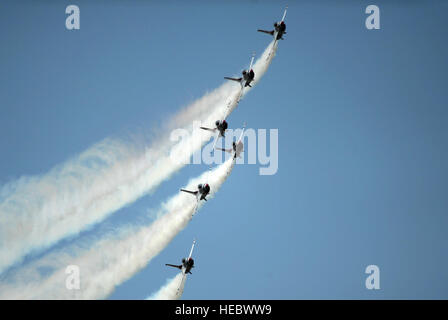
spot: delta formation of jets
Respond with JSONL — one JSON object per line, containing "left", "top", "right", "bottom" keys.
{"left": 166, "top": 7, "right": 287, "bottom": 295}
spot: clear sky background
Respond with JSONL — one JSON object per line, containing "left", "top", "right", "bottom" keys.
{"left": 1, "top": 0, "right": 447, "bottom": 299}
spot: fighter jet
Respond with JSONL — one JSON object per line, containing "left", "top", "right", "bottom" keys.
{"left": 224, "top": 53, "right": 255, "bottom": 88}
{"left": 200, "top": 120, "right": 228, "bottom": 138}
{"left": 180, "top": 183, "right": 210, "bottom": 201}
{"left": 180, "top": 167, "right": 211, "bottom": 203}
{"left": 258, "top": 6, "right": 288, "bottom": 46}
{"left": 166, "top": 239, "right": 196, "bottom": 275}
{"left": 165, "top": 239, "right": 196, "bottom": 294}
{"left": 215, "top": 123, "right": 246, "bottom": 159}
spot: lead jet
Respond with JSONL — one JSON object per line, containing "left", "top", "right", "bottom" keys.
{"left": 180, "top": 183, "right": 210, "bottom": 201}
{"left": 215, "top": 123, "right": 246, "bottom": 160}
{"left": 200, "top": 120, "right": 228, "bottom": 138}
{"left": 165, "top": 239, "right": 196, "bottom": 295}
{"left": 257, "top": 6, "right": 288, "bottom": 46}
{"left": 224, "top": 53, "right": 255, "bottom": 88}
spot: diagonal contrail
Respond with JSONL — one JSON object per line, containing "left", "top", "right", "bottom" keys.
{"left": 0, "top": 40, "right": 277, "bottom": 275}
{"left": 0, "top": 158, "right": 235, "bottom": 299}
{"left": 146, "top": 273, "right": 185, "bottom": 300}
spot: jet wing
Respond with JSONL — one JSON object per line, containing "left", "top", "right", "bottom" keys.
{"left": 166, "top": 264, "right": 182, "bottom": 269}
{"left": 188, "top": 239, "right": 196, "bottom": 259}
{"left": 215, "top": 147, "right": 233, "bottom": 154}
{"left": 281, "top": 6, "right": 288, "bottom": 22}
{"left": 257, "top": 29, "right": 274, "bottom": 36}
{"left": 237, "top": 123, "right": 246, "bottom": 144}
{"left": 200, "top": 126, "right": 217, "bottom": 133}
{"left": 249, "top": 53, "right": 255, "bottom": 71}
{"left": 224, "top": 77, "right": 242, "bottom": 82}
{"left": 180, "top": 189, "right": 198, "bottom": 195}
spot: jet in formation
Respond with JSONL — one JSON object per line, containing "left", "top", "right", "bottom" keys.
{"left": 258, "top": 6, "right": 288, "bottom": 48}
{"left": 180, "top": 183, "right": 210, "bottom": 202}
{"left": 215, "top": 123, "right": 246, "bottom": 159}
{"left": 224, "top": 53, "right": 256, "bottom": 88}
{"left": 166, "top": 239, "right": 196, "bottom": 294}
{"left": 200, "top": 120, "right": 228, "bottom": 137}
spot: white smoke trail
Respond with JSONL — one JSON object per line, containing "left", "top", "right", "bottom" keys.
{"left": 0, "top": 158, "right": 235, "bottom": 299}
{"left": 147, "top": 273, "right": 185, "bottom": 300}
{"left": 222, "top": 40, "right": 278, "bottom": 119}
{"left": 0, "top": 40, "right": 276, "bottom": 275}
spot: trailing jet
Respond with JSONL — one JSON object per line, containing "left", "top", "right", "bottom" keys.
{"left": 224, "top": 53, "right": 255, "bottom": 88}
{"left": 216, "top": 123, "right": 246, "bottom": 159}
{"left": 201, "top": 120, "right": 230, "bottom": 153}
{"left": 166, "top": 239, "right": 196, "bottom": 275}
{"left": 166, "top": 239, "right": 196, "bottom": 294}
{"left": 180, "top": 183, "right": 210, "bottom": 201}
{"left": 200, "top": 120, "right": 228, "bottom": 138}
{"left": 258, "top": 6, "right": 288, "bottom": 46}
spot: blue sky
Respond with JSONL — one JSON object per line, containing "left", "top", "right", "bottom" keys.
{"left": 1, "top": 0, "right": 448, "bottom": 299}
